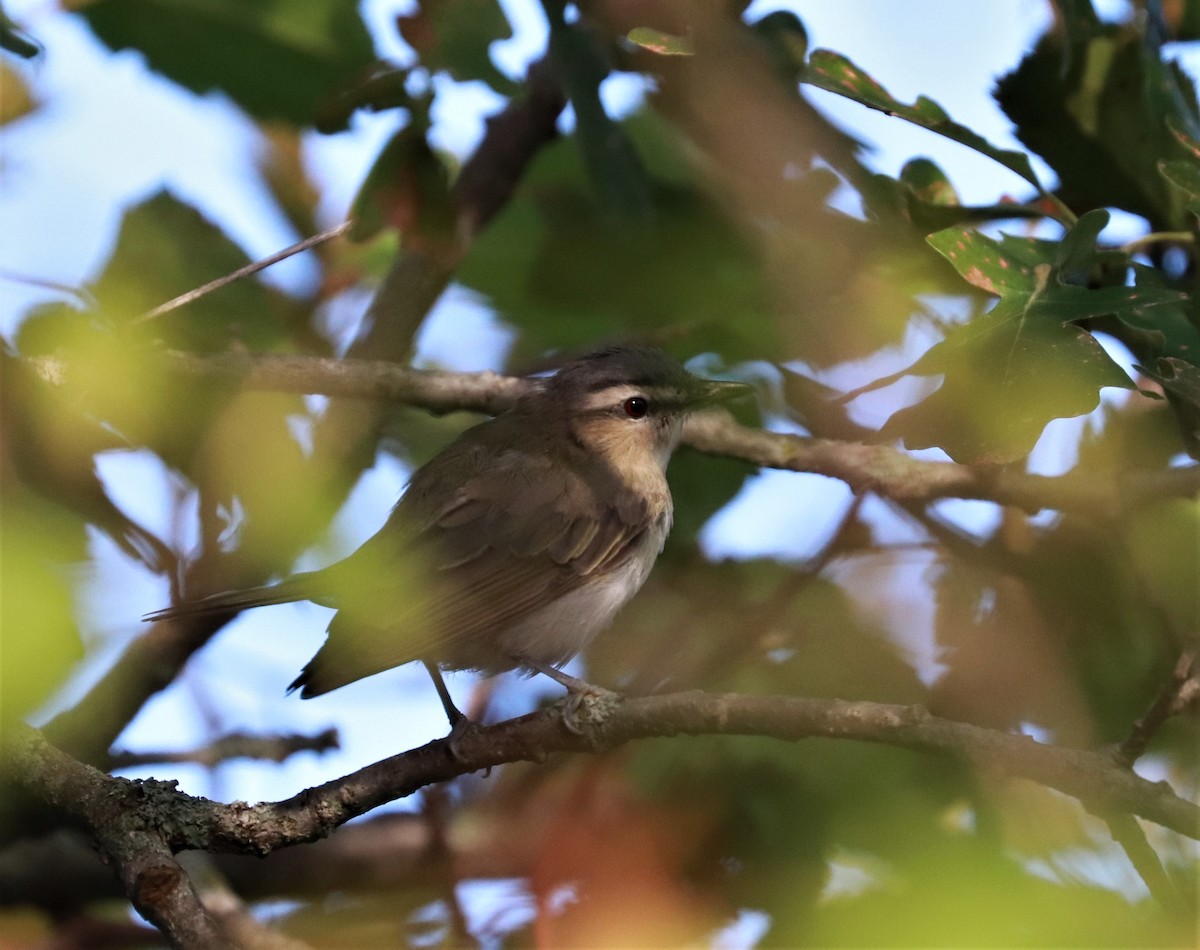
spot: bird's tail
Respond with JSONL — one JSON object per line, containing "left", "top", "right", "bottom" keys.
{"left": 143, "top": 572, "right": 322, "bottom": 623}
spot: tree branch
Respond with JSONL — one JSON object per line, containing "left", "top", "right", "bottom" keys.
{"left": 8, "top": 692, "right": 1197, "bottom": 865}
{"left": 163, "top": 351, "right": 1200, "bottom": 518}
{"left": 108, "top": 728, "right": 339, "bottom": 770}
{"left": 1115, "top": 649, "right": 1199, "bottom": 767}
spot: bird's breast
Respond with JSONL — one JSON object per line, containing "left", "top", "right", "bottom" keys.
{"left": 493, "top": 512, "right": 670, "bottom": 671}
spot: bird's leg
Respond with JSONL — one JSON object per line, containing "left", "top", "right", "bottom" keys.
{"left": 423, "top": 661, "right": 485, "bottom": 763}
{"left": 423, "top": 661, "right": 467, "bottom": 729}
{"left": 513, "top": 656, "right": 623, "bottom": 735}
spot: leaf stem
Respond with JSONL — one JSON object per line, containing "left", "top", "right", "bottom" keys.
{"left": 1121, "top": 231, "right": 1195, "bottom": 256}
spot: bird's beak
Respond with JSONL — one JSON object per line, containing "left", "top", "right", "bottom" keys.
{"left": 689, "top": 379, "right": 755, "bottom": 408}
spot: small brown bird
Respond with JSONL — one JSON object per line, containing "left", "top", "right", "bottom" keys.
{"left": 147, "top": 346, "right": 750, "bottom": 726}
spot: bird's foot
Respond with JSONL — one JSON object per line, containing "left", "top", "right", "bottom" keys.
{"left": 444, "top": 713, "right": 486, "bottom": 765}
{"left": 513, "top": 657, "right": 623, "bottom": 737}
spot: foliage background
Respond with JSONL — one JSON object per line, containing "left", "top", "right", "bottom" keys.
{"left": 1, "top": 0, "right": 1197, "bottom": 946}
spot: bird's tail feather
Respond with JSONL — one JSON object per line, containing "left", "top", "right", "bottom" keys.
{"left": 143, "top": 573, "right": 321, "bottom": 623}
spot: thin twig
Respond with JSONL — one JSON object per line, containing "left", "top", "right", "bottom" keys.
{"left": 135, "top": 221, "right": 353, "bottom": 324}
{"left": 109, "top": 729, "right": 339, "bottom": 770}
{"left": 1115, "top": 649, "right": 1199, "bottom": 767}
{"left": 1121, "top": 231, "right": 1195, "bottom": 256}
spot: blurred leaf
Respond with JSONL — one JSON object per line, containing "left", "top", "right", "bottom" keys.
{"left": 0, "top": 486, "right": 84, "bottom": 727}
{"left": 866, "top": 158, "right": 1050, "bottom": 231}
{"left": 1138, "top": 356, "right": 1200, "bottom": 457}
{"left": 1122, "top": 498, "right": 1200, "bottom": 634}
{"left": 802, "top": 49, "right": 1042, "bottom": 190}
{"left": 631, "top": 736, "right": 830, "bottom": 913}
{"left": 1, "top": 351, "right": 172, "bottom": 572}
{"left": 0, "top": 5, "right": 40, "bottom": 59}
{"left": 1165, "top": 0, "right": 1200, "bottom": 40}
{"left": 314, "top": 62, "right": 411, "bottom": 135}
{"left": 626, "top": 26, "right": 693, "bottom": 56}
{"left": 348, "top": 106, "right": 455, "bottom": 246}
{"left": 458, "top": 130, "right": 775, "bottom": 361}
{"left": 662, "top": 447, "right": 754, "bottom": 555}
{"left": 548, "top": 2, "right": 653, "bottom": 216}
{"left": 91, "top": 190, "right": 293, "bottom": 352}
{"left": 931, "top": 561, "right": 1099, "bottom": 743}
{"left": 0, "top": 59, "right": 35, "bottom": 123}
{"left": 795, "top": 835, "right": 1186, "bottom": 947}
{"left": 882, "top": 213, "right": 1185, "bottom": 461}
{"left": 748, "top": 11, "right": 808, "bottom": 86}
{"left": 1159, "top": 159, "right": 1200, "bottom": 215}
{"left": 397, "top": 0, "right": 514, "bottom": 93}
{"left": 1017, "top": 518, "right": 1174, "bottom": 737}
{"left": 75, "top": 0, "right": 374, "bottom": 125}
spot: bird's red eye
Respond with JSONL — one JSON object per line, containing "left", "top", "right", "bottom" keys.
{"left": 623, "top": 396, "right": 649, "bottom": 419}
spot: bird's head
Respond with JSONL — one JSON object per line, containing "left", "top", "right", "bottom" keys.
{"left": 537, "top": 346, "right": 752, "bottom": 472}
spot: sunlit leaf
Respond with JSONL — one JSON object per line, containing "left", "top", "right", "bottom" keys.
{"left": 882, "top": 212, "right": 1188, "bottom": 461}
{"left": 0, "top": 60, "right": 35, "bottom": 124}
{"left": 803, "top": 49, "right": 1042, "bottom": 189}
{"left": 626, "top": 26, "right": 693, "bottom": 56}
{"left": 90, "top": 190, "right": 292, "bottom": 352}
{"left": 0, "top": 490, "right": 84, "bottom": 727}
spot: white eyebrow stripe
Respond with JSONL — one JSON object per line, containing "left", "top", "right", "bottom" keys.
{"left": 580, "top": 384, "right": 644, "bottom": 412}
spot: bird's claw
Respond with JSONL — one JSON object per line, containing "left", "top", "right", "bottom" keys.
{"left": 444, "top": 714, "right": 483, "bottom": 764}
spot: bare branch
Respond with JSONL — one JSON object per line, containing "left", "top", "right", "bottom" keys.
{"left": 109, "top": 728, "right": 339, "bottom": 770}
{"left": 103, "top": 833, "right": 228, "bottom": 949}
{"left": 163, "top": 350, "right": 1200, "bottom": 518}
{"left": 1115, "top": 650, "right": 1199, "bottom": 767}
{"left": 7, "top": 692, "right": 1198, "bottom": 861}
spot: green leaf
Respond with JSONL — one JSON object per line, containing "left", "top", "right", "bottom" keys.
{"left": 314, "top": 63, "right": 412, "bottom": 135}
{"left": 882, "top": 215, "right": 1189, "bottom": 461}
{"left": 0, "top": 6, "right": 41, "bottom": 59}
{"left": 90, "top": 191, "right": 291, "bottom": 353}
{"left": 626, "top": 26, "right": 693, "bottom": 56}
{"left": 802, "top": 49, "right": 1042, "bottom": 190}
{"left": 864, "top": 161, "right": 1050, "bottom": 232}
{"left": 0, "top": 489, "right": 84, "bottom": 728}
{"left": 456, "top": 124, "right": 776, "bottom": 361}
{"left": 748, "top": 11, "right": 808, "bottom": 86}
{"left": 348, "top": 107, "right": 455, "bottom": 246}
{"left": 398, "top": 0, "right": 514, "bottom": 93}
{"left": 78, "top": 0, "right": 375, "bottom": 126}
{"left": 1110, "top": 266, "right": 1200, "bottom": 362}
{"left": 1159, "top": 159, "right": 1200, "bottom": 215}
{"left": 549, "top": 3, "right": 652, "bottom": 217}
{"left": 1137, "top": 357, "right": 1200, "bottom": 458}
{"left": 996, "top": 21, "right": 1200, "bottom": 228}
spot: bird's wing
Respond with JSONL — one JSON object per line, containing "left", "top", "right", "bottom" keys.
{"left": 294, "top": 448, "right": 654, "bottom": 695}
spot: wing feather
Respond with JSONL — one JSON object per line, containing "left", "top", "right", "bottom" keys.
{"left": 295, "top": 443, "right": 652, "bottom": 694}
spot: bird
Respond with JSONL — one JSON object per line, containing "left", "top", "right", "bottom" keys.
{"left": 145, "top": 346, "right": 751, "bottom": 730}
